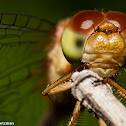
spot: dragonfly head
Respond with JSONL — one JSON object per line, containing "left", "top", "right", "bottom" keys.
{"left": 61, "top": 10, "right": 126, "bottom": 77}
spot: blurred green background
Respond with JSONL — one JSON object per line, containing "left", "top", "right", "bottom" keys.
{"left": 0, "top": 0, "right": 126, "bottom": 22}
{"left": 0, "top": 0, "right": 126, "bottom": 126}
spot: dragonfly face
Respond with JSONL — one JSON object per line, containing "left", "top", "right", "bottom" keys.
{"left": 62, "top": 10, "right": 126, "bottom": 77}
{"left": 83, "top": 21, "right": 125, "bottom": 77}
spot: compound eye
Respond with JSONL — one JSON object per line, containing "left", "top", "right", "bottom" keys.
{"left": 106, "top": 11, "right": 126, "bottom": 36}
{"left": 62, "top": 10, "right": 104, "bottom": 64}
{"left": 62, "top": 28, "right": 87, "bottom": 64}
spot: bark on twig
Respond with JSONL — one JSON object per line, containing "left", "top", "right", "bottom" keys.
{"left": 71, "top": 70, "right": 126, "bottom": 126}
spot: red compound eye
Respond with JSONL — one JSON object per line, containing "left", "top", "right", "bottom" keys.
{"left": 106, "top": 11, "right": 126, "bottom": 36}
{"left": 67, "top": 10, "right": 105, "bottom": 35}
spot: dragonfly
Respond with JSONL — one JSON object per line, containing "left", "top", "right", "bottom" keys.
{"left": 0, "top": 10, "right": 125, "bottom": 126}
{"left": 42, "top": 10, "right": 126, "bottom": 126}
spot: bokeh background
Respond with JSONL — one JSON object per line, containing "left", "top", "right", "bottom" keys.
{"left": 0, "top": 0, "right": 126, "bottom": 22}
{"left": 0, "top": 0, "right": 126, "bottom": 126}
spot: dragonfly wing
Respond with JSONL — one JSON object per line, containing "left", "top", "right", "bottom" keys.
{"left": 0, "top": 13, "right": 54, "bottom": 126}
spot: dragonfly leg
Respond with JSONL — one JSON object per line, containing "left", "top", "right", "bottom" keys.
{"left": 99, "top": 118, "right": 107, "bottom": 126}
{"left": 67, "top": 100, "right": 84, "bottom": 126}
{"left": 105, "top": 78, "right": 126, "bottom": 99}
{"left": 42, "top": 73, "right": 72, "bottom": 95}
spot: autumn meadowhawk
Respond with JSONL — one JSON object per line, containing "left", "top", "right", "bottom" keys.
{"left": 42, "top": 10, "right": 126, "bottom": 126}
{"left": 0, "top": 10, "right": 126, "bottom": 126}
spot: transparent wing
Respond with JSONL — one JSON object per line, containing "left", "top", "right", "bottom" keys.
{"left": 0, "top": 13, "right": 54, "bottom": 126}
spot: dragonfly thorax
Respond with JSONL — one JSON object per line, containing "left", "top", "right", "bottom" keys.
{"left": 82, "top": 22, "right": 126, "bottom": 77}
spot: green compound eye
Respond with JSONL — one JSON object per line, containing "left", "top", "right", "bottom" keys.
{"left": 61, "top": 10, "right": 105, "bottom": 64}
{"left": 62, "top": 28, "right": 87, "bottom": 64}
